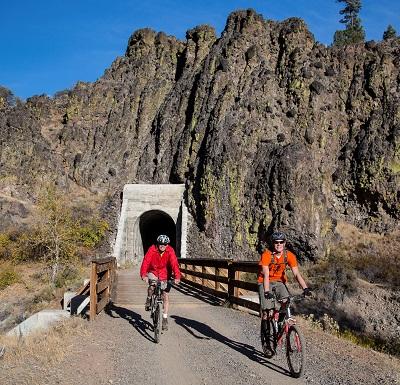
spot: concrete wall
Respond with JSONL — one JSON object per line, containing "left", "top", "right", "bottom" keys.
{"left": 113, "top": 184, "right": 187, "bottom": 266}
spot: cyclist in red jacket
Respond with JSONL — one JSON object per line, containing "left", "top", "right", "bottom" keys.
{"left": 140, "top": 234, "right": 181, "bottom": 331}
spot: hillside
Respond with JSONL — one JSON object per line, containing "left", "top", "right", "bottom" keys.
{"left": 1, "top": 9, "right": 399, "bottom": 261}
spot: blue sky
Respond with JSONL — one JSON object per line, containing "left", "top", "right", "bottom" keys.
{"left": 1, "top": 0, "right": 399, "bottom": 99}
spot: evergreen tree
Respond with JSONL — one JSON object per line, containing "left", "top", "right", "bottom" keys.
{"left": 333, "top": 0, "right": 365, "bottom": 46}
{"left": 383, "top": 25, "right": 397, "bottom": 40}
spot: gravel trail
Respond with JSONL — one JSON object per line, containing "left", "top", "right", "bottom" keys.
{"left": 2, "top": 286, "right": 399, "bottom": 385}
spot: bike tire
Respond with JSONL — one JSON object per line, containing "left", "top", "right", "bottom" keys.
{"left": 260, "top": 319, "right": 276, "bottom": 358}
{"left": 154, "top": 302, "right": 162, "bottom": 343}
{"left": 286, "top": 325, "right": 305, "bottom": 378}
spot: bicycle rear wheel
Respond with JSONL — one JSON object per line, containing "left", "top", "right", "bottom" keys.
{"left": 153, "top": 302, "right": 162, "bottom": 343}
{"left": 286, "top": 325, "right": 305, "bottom": 378}
{"left": 260, "top": 319, "right": 276, "bottom": 358}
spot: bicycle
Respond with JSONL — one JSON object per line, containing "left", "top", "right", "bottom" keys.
{"left": 260, "top": 290, "right": 306, "bottom": 378}
{"left": 149, "top": 279, "right": 165, "bottom": 343}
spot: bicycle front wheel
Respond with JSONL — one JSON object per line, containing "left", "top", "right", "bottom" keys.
{"left": 286, "top": 325, "right": 305, "bottom": 378}
{"left": 153, "top": 302, "right": 162, "bottom": 343}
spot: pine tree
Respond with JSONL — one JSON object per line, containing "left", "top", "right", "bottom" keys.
{"left": 383, "top": 25, "right": 397, "bottom": 40}
{"left": 333, "top": 0, "right": 365, "bottom": 46}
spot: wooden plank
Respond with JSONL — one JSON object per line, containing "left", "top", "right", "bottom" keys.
{"left": 96, "top": 262, "right": 110, "bottom": 274}
{"left": 89, "top": 262, "right": 97, "bottom": 321}
{"left": 231, "top": 262, "right": 259, "bottom": 273}
{"left": 180, "top": 269, "right": 229, "bottom": 284}
{"left": 231, "top": 280, "right": 259, "bottom": 292}
{"left": 178, "top": 258, "right": 231, "bottom": 268}
{"left": 234, "top": 271, "right": 240, "bottom": 300}
{"left": 181, "top": 278, "right": 229, "bottom": 299}
{"left": 75, "top": 280, "right": 90, "bottom": 296}
{"left": 96, "top": 293, "right": 109, "bottom": 314}
{"left": 230, "top": 296, "right": 260, "bottom": 312}
{"left": 228, "top": 265, "right": 235, "bottom": 306}
{"left": 97, "top": 277, "right": 110, "bottom": 294}
{"left": 106, "top": 265, "right": 110, "bottom": 304}
{"left": 215, "top": 267, "right": 220, "bottom": 291}
{"left": 92, "top": 257, "right": 115, "bottom": 264}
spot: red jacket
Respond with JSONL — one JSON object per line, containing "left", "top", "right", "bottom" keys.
{"left": 140, "top": 245, "right": 181, "bottom": 281}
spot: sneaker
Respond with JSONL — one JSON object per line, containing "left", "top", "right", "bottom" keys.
{"left": 145, "top": 298, "right": 151, "bottom": 311}
{"left": 162, "top": 317, "right": 168, "bottom": 331}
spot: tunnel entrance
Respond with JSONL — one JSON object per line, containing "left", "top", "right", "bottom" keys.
{"left": 139, "top": 210, "right": 176, "bottom": 253}
{"left": 113, "top": 184, "right": 188, "bottom": 265}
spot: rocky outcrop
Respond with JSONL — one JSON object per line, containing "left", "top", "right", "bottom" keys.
{"left": 0, "top": 9, "right": 399, "bottom": 260}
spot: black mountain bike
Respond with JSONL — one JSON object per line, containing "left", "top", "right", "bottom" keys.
{"left": 260, "top": 291, "right": 306, "bottom": 378}
{"left": 149, "top": 280, "right": 164, "bottom": 343}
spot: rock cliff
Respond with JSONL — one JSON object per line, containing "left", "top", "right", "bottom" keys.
{"left": 1, "top": 9, "right": 399, "bottom": 260}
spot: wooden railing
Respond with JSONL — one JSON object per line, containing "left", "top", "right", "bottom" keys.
{"left": 89, "top": 257, "right": 116, "bottom": 320}
{"left": 177, "top": 258, "right": 260, "bottom": 312}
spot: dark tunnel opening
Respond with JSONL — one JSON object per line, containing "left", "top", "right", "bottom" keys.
{"left": 139, "top": 210, "right": 176, "bottom": 254}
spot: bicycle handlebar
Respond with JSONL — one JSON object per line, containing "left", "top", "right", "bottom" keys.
{"left": 270, "top": 287, "right": 305, "bottom": 302}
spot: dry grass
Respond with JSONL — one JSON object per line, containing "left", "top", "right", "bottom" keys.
{"left": 305, "top": 222, "right": 400, "bottom": 290}
{"left": 0, "top": 260, "right": 90, "bottom": 333}
{"left": 0, "top": 316, "right": 89, "bottom": 366}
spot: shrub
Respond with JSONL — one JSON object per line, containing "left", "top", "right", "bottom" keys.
{"left": 53, "top": 265, "right": 81, "bottom": 288}
{"left": 0, "top": 266, "right": 20, "bottom": 290}
{"left": 0, "top": 233, "right": 11, "bottom": 259}
{"left": 76, "top": 219, "right": 109, "bottom": 248}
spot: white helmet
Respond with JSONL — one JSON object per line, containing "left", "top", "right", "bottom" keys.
{"left": 156, "top": 234, "right": 170, "bottom": 245}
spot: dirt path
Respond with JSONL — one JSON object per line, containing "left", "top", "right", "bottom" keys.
{"left": 1, "top": 284, "right": 399, "bottom": 385}
{"left": 17, "top": 304, "right": 302, "bottom": 385}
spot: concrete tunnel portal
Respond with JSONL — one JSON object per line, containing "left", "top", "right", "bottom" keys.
{"left": 139, "top": 210, "right": 176, "bottom": 253}
{"left": 113, "top": 184, "right": 188, "bottom": 266}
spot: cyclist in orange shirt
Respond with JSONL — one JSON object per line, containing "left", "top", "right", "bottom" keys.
{"left": 257, "top": 231, "right": 311, "bottom": 322}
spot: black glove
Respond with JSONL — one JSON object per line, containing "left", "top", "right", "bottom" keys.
{"left": 264, "top": 291, "right": 274, "bottom": 299}
{"left": 303, "top": 287, "right": 312, "bottom": 297}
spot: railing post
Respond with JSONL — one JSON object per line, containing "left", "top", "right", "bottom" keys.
{"left": 202, "top": 265, "right": 206, "bottom": 288}
{"left": 184, "top": 263, "right": 187, "bottom": 279}
{"left": 191, "top": 264, "right": 196, "bottom": 284}
{"left": 228, "top": 262, "right": 240, "bottom": 309}
{"left": 90, "top": 261, "right": 97, "bottom": 321}
{"left": 228, "top": 261, "right": 234, "bottom": 307}
{"left": 106, "top": 262, "right": 110, "bottom": 303}
{"left": 234, "top": 270, "right": 240, "bottom": 302}
{"left": 215, "top": 267, "right": 220, "bottom": 291}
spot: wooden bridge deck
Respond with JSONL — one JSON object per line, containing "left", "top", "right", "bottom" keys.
{"left": 113, "top": 268, "right": 223, "bottom": 307}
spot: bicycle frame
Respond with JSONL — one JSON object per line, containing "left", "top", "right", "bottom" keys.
{"left": 272, "top": 296, "right": 297, "bottom": 348}
{"left": 261, "top": 292, "right": 306, "bottom": 377}
{"left": 150, "top": 281, "right": 164, "bottom": 313}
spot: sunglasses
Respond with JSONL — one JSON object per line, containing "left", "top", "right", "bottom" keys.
{"left": 274, "top": 240, "right": 285, "bottom": 244}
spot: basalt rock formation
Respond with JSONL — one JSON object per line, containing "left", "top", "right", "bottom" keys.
{"left": 0, "top": 10, "right": 399, "bottom": 260}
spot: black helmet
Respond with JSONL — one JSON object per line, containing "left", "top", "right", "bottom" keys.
{"left": 156, "top": 234, "right": 170, "bottom": 245}
{"left": 271, "top": 231, "right": 286, "bottom": 242}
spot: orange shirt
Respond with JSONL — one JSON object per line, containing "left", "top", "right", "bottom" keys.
{"left": 257, "top": 249, "right": 298, "bottom": 284}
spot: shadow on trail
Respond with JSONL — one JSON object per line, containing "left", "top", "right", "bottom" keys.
{"left": 171, "top": 281, "right": 224, "bottom": 306}
{"left": 105, "top": 303, "right": 154, "bottom": 342}
{"left": 171, "top": 315, "right": 292, "bottom": 377}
